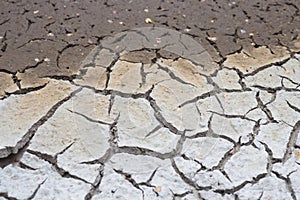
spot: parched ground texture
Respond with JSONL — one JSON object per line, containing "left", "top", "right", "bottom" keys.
{"left": 0, "top": 1, "right": 300, "bottom": 200}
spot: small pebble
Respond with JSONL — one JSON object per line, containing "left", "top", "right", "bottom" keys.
{"left": 144, "top": 8, "right": 149, "bottom": 12}
{"left": 44, "top": 58, "right": 50, "bottom": 62}
{"left": 207, "top": 36, "right": 217, "bottom": 41}
{"left": 33, "top": 10, "right": 39, "bottom": 14}
{"left": 240, "top": 29, "right": 246, "bottom": 34}
{"left": 145, "top": 18, "right": 154, "bottom": 24}
{"left": 154, "top": 186, "right": 161, "bottom": 193}
{"left": 47, "top": 33, "right": 54, "bottom": 37}
{"left": 107, "top": 19, "right": 113, "bottom": 23}
{"left": 66, "top": 33, "right": 73, "bottom": 37}
{"left": 34, "top": 58, "right": 40, "bottom": 62}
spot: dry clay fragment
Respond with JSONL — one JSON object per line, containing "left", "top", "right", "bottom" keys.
{"left": 224, "top": 46, "right": 290, "bottom": 74}
{"left": 0, "top": 80, "right": 77, "bottom": 158}
{"left": 0, "top": 72, "right": 18, "bottom": 99}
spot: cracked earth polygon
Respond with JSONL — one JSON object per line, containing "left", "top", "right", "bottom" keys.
{"left": 0, "top": 27, "right": 300, "bottom": 199}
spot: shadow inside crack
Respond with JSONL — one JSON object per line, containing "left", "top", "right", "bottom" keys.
{"left": 0, "top": 143, "right": 29, "bottom": 168}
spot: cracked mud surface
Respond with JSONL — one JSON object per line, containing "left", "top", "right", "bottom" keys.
{"left": 0, "top": 0, "right": 300, "bottom": 77}
{"left": 1, "top": 26, "right": 300, "bottom": 200}
{"left": 1, "top": 0, "right": 300, "bottom": 199}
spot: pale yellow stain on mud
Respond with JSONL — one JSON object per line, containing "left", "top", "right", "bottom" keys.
{"left": 294, "top": 150, "right": 300, "bottom": 159}
{"left": 272, "top": 132, "right": 279, "bottom": 139}
{"left": 99, "top": 98, "right": 106, "bottom": 103}
{"left": 159, "top": 58, "right": 206, "bottom": 88}
{"left": 224, "top": 46, "right": 290, "bottom": 74}
{"left": 285, "top": 70, "right": 291, "bottom": 75}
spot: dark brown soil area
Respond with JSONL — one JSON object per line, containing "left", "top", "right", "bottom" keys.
{"left": 0, "top": 0, "right": 299, "bottom": 77}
